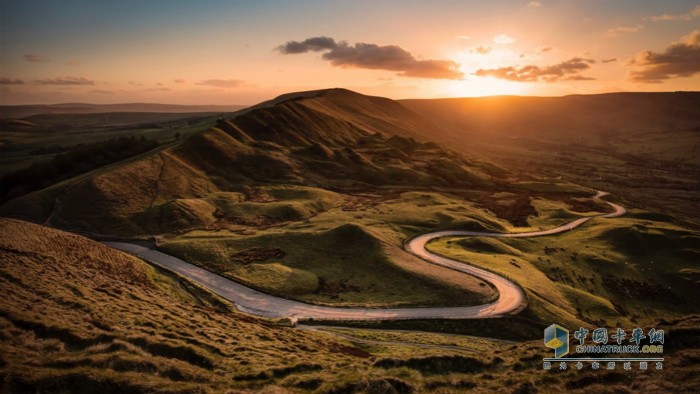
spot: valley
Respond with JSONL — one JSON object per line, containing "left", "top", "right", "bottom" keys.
{"left": 1, "top": 89, "right": 699, "bottom": 393}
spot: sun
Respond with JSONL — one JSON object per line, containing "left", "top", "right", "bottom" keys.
{"left": 441, "top": 50, "right": 531, "bottom": 97}
{"left": 447, "top": 77, "right": 529, "bottom": 97}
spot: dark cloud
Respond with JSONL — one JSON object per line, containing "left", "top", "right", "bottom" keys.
{"left": 277, "top": 36, "right": 337, "bottom": 54}
{"left": 474, "top": 57, "right": 596, "bottom": 82}
{"left": 24, "top": 54, "right": 50, "bottom": 62}
{"left": 628, "top": 30, "right": 700, "bottom": 83}
{"left": 196, "top": 79, "right": 246, "bottom": 88}
{"left": 276, "top": 36, "right": 463, "bottom": 80}
{"left": 601, "top": 58, "right": 618, "bottom": 63}
{"left": 0, "top": 77, "right": 24, "bottom": 85}
{"left": 35, "top": 76, "right": 94, "bottom": 85}
{"left": 538, "top": 46, "right": 553, "bottom": 53}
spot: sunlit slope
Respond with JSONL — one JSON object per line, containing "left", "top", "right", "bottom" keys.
{"left": 0, "top": 218, "right": 366, "bottom": 392}
{"left": 236, "top": 88, "right": 441, "bottom": 142}
{"left": 427, "top": 210, "right": 700, "bottom": 328}
{"left": 3, "top": 219, "right": 700, "bottom": 392}
{"left": 1, "top": 88, "right": 506, "bottom": 235}
{"left": 0, "top": 89, "right": 505, "bottom": 307}
{"left": 401, "top": 92, "right": 700, "bottom": 141}
{"left": 402, "top": 92, "right": 700, "bottom": 226}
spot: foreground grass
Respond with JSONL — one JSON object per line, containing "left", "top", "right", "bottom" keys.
{"left": 2, "top": 218, "right": 699, "bottom": 393}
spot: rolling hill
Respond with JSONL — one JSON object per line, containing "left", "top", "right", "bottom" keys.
{"left": 2, "top": 218, "right": 699, "bottom": 393}
{"left": 2, "top": 88, "right": 508, "bottom": 236}
{"left": 2, "top": 89, "right": 699, "bottom": 313}
{"left": 403, "top": 92, "right": 700, "bottom": 227}
{"left": 1, "top": 89, "right": 515, "bottom": 308}
{"left": 401, "top": 92, "right": 700, "bottom": 140}
{"left": 2, "top": 89, "right": 700, "bottom": 392}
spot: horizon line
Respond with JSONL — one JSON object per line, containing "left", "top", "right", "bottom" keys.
{"left": 1, "top": 90, "right": 698, "bottom": 107}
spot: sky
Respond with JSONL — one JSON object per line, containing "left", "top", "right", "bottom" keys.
{"left": 1, "top": 0, "right": 699, "bottom": 105}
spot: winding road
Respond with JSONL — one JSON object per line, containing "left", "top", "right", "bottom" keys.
{"left": 104, "top": 191, "right": 625, "bottom": 322}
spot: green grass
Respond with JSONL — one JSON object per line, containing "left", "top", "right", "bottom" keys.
{"left": 0, "top": 112, "right": 220, "bottom": 176}
{"left": 237, "top": 262, "right": 319, "bottom": 295}
{"left": 9, "top": 217, "right": 699, "bottom": 393}
{"left": 427, "top": 213, "right": 700, "bottom": 327}
{"left": 162, "top": 222, "right": 493, "bottom": 307}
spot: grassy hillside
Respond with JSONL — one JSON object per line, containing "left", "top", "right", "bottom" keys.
{"left": 402, "top": 92, "right": 700, "bottom": 227}
{"left": 2, "top": 218, "right": 699, "bottom": 393}
{"left": 6, "top": 89, "right": 695, "bottom": 311}
{"left": 0, "top": 111, "right": 223, "bottom": 176}
{"left": 1, "top": 90, "right": 508, "bottom": 233}
{"left": 0, "top": 89, "right": 522, "bottom": 307}
{"left": 0, "top": 218, "right": 356, "bottom": 392}
{"left": 1, "top": 135, "right": 159, "bottom": 202}
{"left": 401, "top": 92, "right": 700, "bottom": 141}
{"left": 427, "top": 211, "right": 700, "bottom": 329}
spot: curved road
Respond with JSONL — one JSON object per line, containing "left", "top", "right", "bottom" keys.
{"left": 104, "top": 191, "right": 625, "bottom": 322}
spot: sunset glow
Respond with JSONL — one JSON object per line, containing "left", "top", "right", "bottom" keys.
{"left": 1, "top": 0, "right": 699, "bottom": 104}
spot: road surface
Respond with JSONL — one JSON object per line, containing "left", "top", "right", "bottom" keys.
{"left": 104, "top": 191, "right": 625, "bottom": 322}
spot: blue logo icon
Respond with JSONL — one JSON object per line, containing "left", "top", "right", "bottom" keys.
{"left": 545, "top": 324, "right": 569, "bottom": 358}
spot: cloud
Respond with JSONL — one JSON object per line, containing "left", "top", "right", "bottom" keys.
{"left": 66, "top": 61, "right": 79, "bottom": 66}
{"left": 605, "top": 24, "right": 644, "bottom": 37}
{"left": 474, "top": 57, "right": 596, "bottom": 82}
{"left": 538, "top": 46, "right": 553, "bottom": 53}
{"left": 276, "top": 36, "right": 464, "bottom": 80}
{"left": 24, "top": 54, "right": 50, "bottom": 62}
{"left": 601, "top": 58, "right": 618, "bottom": 63}
{"left": 627, "top": 29, "right": 700, "bottom": 83}
{"left": 277, "top": 36, "right": 337, "bottom": 54}
{"left": 196, "top": 79, "right": 246, "bottom": 88}
{"left": 644, "top": 5, "right": 700, "bottom": 22}
{"left": 35, "top": 76, "right": 94, "bottom": 85}
{"left": 89, "top": 89, "right": 115, "bottom": 95}
{"left": 472, "top": 45, "right": 492, "bottom": 55}
{"left": 493, "top": 34, "right": 515, "bottom": 45}
{"left": 456, "top": 35, "right": 471, "bottom": 41}
{"left": 0, "top": 77, "right": 24, "bottom": 85}
{"left": 527, "top": 2, "right": 542, "bottom": 9}
{"left": 174, "top": 78, "right": 186, "bottom": 83}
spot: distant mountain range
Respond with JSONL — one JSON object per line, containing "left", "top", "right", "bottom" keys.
{"left": 0, "top": 103, "right": 246, "bottom": 118}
